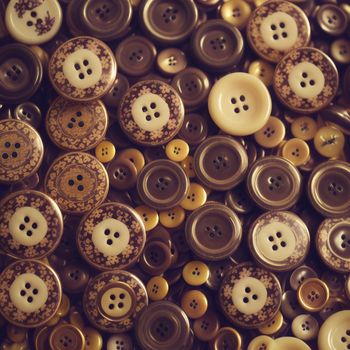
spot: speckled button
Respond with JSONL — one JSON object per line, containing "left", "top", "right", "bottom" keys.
{"left": 49, "top": 324, "right": 85, "bottom": 350}
{"left": 0, "top": 260, "right": 61, "bottom": 328}
{"left": 273, "top": 47, "right": 338, "bottom": 113}
{"left": 0, "top": 119, "right": 43, "bottom": 184}
{"left": 219, "top": 263, "right": 282, "bottom": 329}
{"left": 46, "top": 96, "right": 108, "bottom": 151}
{"left": 5, "top": 0, "right": 62, "bottom": 45}
{"left": 44, "top": 152, "right": 109, "bottom": 215}
{"left": 77, "top": 202, "right": 145, "bottom": 271}
{"left": 49, "top": 36, "right": 117, "bottom": 101}
{"left": 316, "top": 4, "right": 348, "bottom": 36}
{"left": 247, "top": 0, "right": 310, "bottom": 63}
{"left": 83, "top": 270, "right": 147, "bottom": 333}
{"left": 118, "top": 80, "right": 184, "bottom": 146}
{"left": 157, "top": 48, "right": 187, "bottom": 76}
{"left": 308, "top": 160, "right": 350, "bottom": 217}
{"left": 297, "top": 278, "right": 329, "bottom": 312}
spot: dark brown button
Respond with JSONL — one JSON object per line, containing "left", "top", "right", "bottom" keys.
{"left": 135, "top": 301, "right": 191, "bottom": 350}
{"left": 157, "top": 48, "right": 188, "bottom": 76}
{"left": 206, "top": 259, "right": 234, "bottom": 291}
{"left": 107, "top": 334, "right": 134, "bottom": 350}
{"left": 115, "top": 35, "right": 157, "bottom": 77}
{"left": 193, "top": 135, "right": 248, "bottom": 191}
{"left": 59, "top": 264, "right": 89, "bottom": 294}
{"left": 0, "top": 43, "right": 43, "bottom": 104}
{"left": 246, "top": 156, "right": 302, "bottom": 211}
{"left": 225, "top": 185, "right": 254, "bottom": 214}
{"left": 316, "top": 4, "right": 348, "bottom": 36}
{"left": 185, "top": 202, "right": 242, "bottom": 261}
{"left": 178, "top": 113, "right": 208, "bottom": 146}
{"left": 140, "top": 240, "right": 172, "bottom": 275}
{"left": 14, "top": 103, "right": 41, "bottom": 129}
{"left": 193, "top": 310, "right": 220, "bottom": 342}
{"left": 191, "top": 19, "right": 244, "bottom": 72}
{"left": 139, "top": 0, "right": 198, "bottom": 45}
{"left": 289, "top": 265, "right": 318, "bottom": 291}
{"left": 209, "top": 327, "right": 241, "bottom": 350}
{"left": 281, "top": 290, "right": 304, "bottom": 320}
{"left": 319, "top": 105, "right": 350, "bottom": 133}
{"left": 49, "top": 324, "right": 85, "bottom": 350}
{"left": 107, "top": 156, "right": 138, "bottom": 190}
{"left": 102, "top": 73, "right": 130, "bottom": 109}
{"left": 308, "top": 160, "right": 350, "bottom": 217}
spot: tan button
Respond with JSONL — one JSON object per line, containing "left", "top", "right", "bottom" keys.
{"left": 182, "top": 261, "right": 210, "bottom": 286}
{"left": 291, "top": 314, "right": 319, "bottom": 341}
{"left": 157, "top": 48, "right": 187, "bottom": 76}
{"left": 118, "top": 148, "right": 145, "bottom": 173}
{"left": 248, "top": 59, "right": 274, "bottom": 87}
{"left": 331, "top": 38, "right": 350, "bottom": 64}
{"left": 181, "top": 290, "right": 208, "bottom": 319}
{"left": 282, "top": 138, "right": 310, "bottom": 166}
{"left": 297, "top": 278, "right": 330, "bottom": 312}
{"left": 6, "top": 324, "right": 27, "bottom": 343}
{"left": 165, "top": 139, "right": 189, "bottom": 162}
{"left": 159, "top": 206, "right": 185, "bottom": 228}
{"left": 49, "top": 324, "right": 85, "bottom": 350}
{"left": 95, "top": 140, "right": 116, "bottom": 163}
{"left": 247, "top": 335, "right": 275, "bottom": 350}
{"left": 209, "top": 327, "right": 242, "bottom": 350}
{"left": 135, "top": 205, "right": 159, "bottom": 231}
{"left": 193, "top": 310, "right": 220, "bottom": 342}
{"left": 180, "top": 156, "right": 196, "bottom": 178}
{"left": 56, "top": 293, "right": 70, "bottom": 318}
{"left": 274, "top": 337, "right": 311, "bottom": 350}
{"left": 258, "top": 311, "right": 283, "bottom": 335}
{"left": 291, "top": 116, "right": 318, "bottom": 141}
{"left": 180, "top": 183, "right": 207, "bottom": 211}
{"left": 254, "top": 116, "right": 286, "bottom": 148}
{"left": 220, "top": 0, "right": 251, "bottom": 30}
{"left": 82, "top": 328, "right": 102, "bottom": 350}
{"left": 314, "top": 126, "right": 345, "bottom": 158}
{"left": 146, "top": 276, "right": 169, "bottom": 301}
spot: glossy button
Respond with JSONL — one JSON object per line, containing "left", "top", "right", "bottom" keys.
{"left": 281, "top": 290, "right": 304, "bottom": 320}
{"left": 220, "top": 0, "right": 251, "bottom": 30}
{"left": 49, "top": 324, "right": 84, "bottom": 350}
{"left": 274, "top": 337, "right": 311, "bottom": 350}
{"left": 317, "top": 4, "right": 348, "bottom": 36}
{"left": 248, "top": 59, "right": 274, "bottom": 87}
{"left": 183, "top": 261, "right": 209, "bottom": 286}
{"left": 157, "top": 48, "right": 187, "bottom": 76}
{"left": 165, "top": 139, "right": 189, "bottom": 162}
{"left": 59, "top": 264, "right": 89, "bottom": 294}
{"left": 331, "top": 38, "right": 350, "bottom": 65}
{"left": 140, "top": 240, "right": 172, "bottom": 275}
{"left": 6, "top": 324, "right": 27, "bottom": 343}
{"left": 254, "top": 116, "right": 286, "bottom": 148}
{"left": 135, "top": 205, "right": 159, "bottom": 231}
{"left": 102, "top": 73, "right": 129, "bottom": 108}
{"left": 289, "top": 266, "right": 318, "bottom": 291}
{"left": 258, "top": 311, "right": 283, "bottom": 335}
{"left": 291, "top": 314, "right": 319, "bottom": 341}
{"left": 282, "top": 138, "right": 310, "bottom": 167}
{"left": 146, "top": 276, "right": 169, "bottom": 301}
{"left": 118, "top": 148, "right": 145, "bottom": 172}
{"left": 49, "top": 36, "right": 117, "bottom": 101}
{"left": 209, "top": 327, "right": 242, "bottom": 350}
{"left": 291, "top": 116, "right": 318, "bottom": 141}
{"left": 14, "top": 102, "right": 41, "bottom": 129}
{"left": 107, "top": 334, "right": 133, "bottom": 350}
{"left": 247, "top": 335, "right": 275, "bottom": 350}
{"left": 180, "top": 182, "right": 207, "bottom": 211}
{"left": 107, "top": 157, "right": 137, "bottom": 190}
{"left": 297, "top": 278, "right": 329, "bottom": 312}
{"left": 181, "top": 290, "right": 208, "bottom": 319}
{"left": 95, "top": 140, "right": 116, "bottom": 163}
{"left": 180, "top": 156, "right": 196, "bottom": 178}
{"left": 83, "top": 328, "right": 102, "bottom": 350}
{"left": 314, "top": 126, "right": 345, "bottom": 158}
{"left": 193, "top": 310, "right": 220, "bottom": 342}
{"left": 159, "top": 206, "right": 185, "bottom": 228}
{"left": 225, "top": 185, "right": 254, "bottom": 214}
{"left": 178, "top": 113, "right": 208, "bottom": 146}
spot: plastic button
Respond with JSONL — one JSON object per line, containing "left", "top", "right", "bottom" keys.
{"left": 258, "top": 311, "right": 283, "bottom": 335}
{"left": 95, "top": 140, "right": 116, "bottom": 163}
{"left": 59, "top": 264, "right": 90, "bottom": 294}
{"left": 291, "top": 116, "right": 318, "bottom": 141}
{"left": 14, "top": 102, "right": 41, "bottom": 129}
{"left": 289, "top": 265, "right": 318, "bottom": 291}
{"left": 107, "top": 156, "right": 137, "bottom": 190}
{"left": 182, "top": 261, "right": 209, "bottom": 286}
{"left": 83, "top": 328, "right": 102, "bottom": 350}
{"left": 157, "top": 48, "right": 187, "bottom": 76}
{"left": 181, "top": 290, "right": 208, "bottom": 319}
{"left": 316, "top": 4, "right": 348, "bottom": 36}
{"left": 180, "top": 182, "right": 207, "bottom": 211}
{"left": 314, "top": 126, "right": 345, "bottom": 158}
{"left": 220, "top": 0, "right": 251, "bottom": 30}
{"left": 274, "top": 337, "right": 311, "bottom": 350}
{"left": 140, "top": 240, "right": 172, "bottom": 275}
{"left": 330, "top": 38, "right": 350, "bottom": 65}
{"left": 247, "top": 335, "right": 275, "bottom": 350}
{"left": 165, "top": 139, "right": 189, "bottom": 162}
{"left": 297, "top": 278, "right": 329, "bottom": 312}
{"left": 135, "top": 205, "right": 159, "bottom": 231}
{"left": 282, "top": 138, "right": 310, "bottom": 167}
{"left": 107, "top": 334, "right": 133, "bottom": 350}
{"left": 254, "top": 116, "right": 286, "bottom": 148}
{"left": 49, "top": 324, "right": 84, "bottom": 350}
{"left": 118, "top": 148, "right": 145, "bottom": 173}
{"left": 159, "top": 205, "right": 185, "bottom": 228}
{"left": 193, "top": 310, "right": 220, "bottom": 342}
{"left": 248, "top": 59, "right": 274, "bottom": 87}
{"left": 146, "top": 276, "right": 169, "bottom": 301}
{"left": 178, "top": 113, "right": 208, "bottom": 146}
{"left": 180, "top": 156, "right": 196, "bottom": 178}
{"left": 102, "top": 73, "right": 129, "bottom": 109}
{"left": 291, "top": 314, "right": 319, "bottom": 341}
{"left": 209, "top": 327, "right": 242, "bottom": 350}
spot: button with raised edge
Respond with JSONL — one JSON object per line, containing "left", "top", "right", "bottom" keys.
{"left": 209, "top": 327, "right": 242, "bottom": 350}
{"left": 289, "top": 265, "right": 318, "bottom": 291}
{"left": 297, "top": 278, "right": 329, "bottom": 312}
{"left": 49, "top": 323, "right": 85, "bottom": 350}
{"left": 107, "top": 156, "right": 137, "bottom": 190}
{"left": 291, "top": 314, "right": 319, "bottom": 341}
{"left": 247, "top": 335, "right": 275, "bottom": 350}
{"left": 258, "top": 311, "right": 284, "bottom": 335}
{"left": 316, "top": 4, "right": 348, "bottom": 36}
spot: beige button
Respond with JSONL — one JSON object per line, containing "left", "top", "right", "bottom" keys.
{"left": 134, "top": 205, "right": 159, "bottom": 231}
{"left": 180, "top": 156, "right": 196, "bottom": 178}
{"left": 314, "top": 126, "right": 345, "bottom": 158}
{"left": 291, "top": 314, "right": 319, "bottom": 341}
{"left": 331, "top": 38, "right": 350, "bottom": 64}
{"left": 146, "top": 276, "right": 169, "bottom": 301}
{"left": 159, "top": 206, "right": 185, "bottom": 229}
{"left": 274, "top": 337, "right": 311, "bottom": 350}
{"left": 291, "top": 116, "right": 318, "bottom": 141}
{"left": 220, "top": 0, "right": 252, "bottom": 30}
{"left": 157, "top": 48, "right": 187, "bottom": 76}
{"left": 83, "top": 328, "right": 102, "bottom": 350}
{"left": 297, "top": 278, "right": 329, "bottom": 312}
{"left": 247, "top": 335, "right": 275, "bottom": 350}
{"left": 180, "top": 183, "right": 207, "bottom": 211}
{"left": 254, "top": 116, "right": 285, "bottom": 148}
{"left": 182, "top": 261, "right": 210, "bottom": 286}
{"left": 181, "top": 290, "right": 208, "bottom": 319}
{"left": 258, "top": 311, "right": 283, "bottom": 335}
{"left": 118, "top": 148, "right": 145, "bottom": 173}
{"left": 282, "top": 138, "right": 310, "bottom": 166}
{"left": 248, "top": 60, "right": 274, "bottom": 87}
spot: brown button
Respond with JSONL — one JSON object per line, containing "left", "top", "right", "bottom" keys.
{"left": 102, "top": 73, "right": 129, "bottom": 109}
{"left": 193, "top": 310, "right": 220, "bottom": 342}
{"left": 185, "top": 202, "right": 242, "bottom": 261}
{"left": 225, "top": 185, "right": 254, "bottom": 214}
{"left": 191, "top": 19, "right": 244, "bottom": 72}
{"left": 34, "top": 326, "right": 53, "bottom": 350}
{"left": 321, "top": 270, "right": 343, "bottom": 297}
{"left": 59, "top": 264, "right": 90, "bottom": 294}
{"left": 49, "top": 324, "right": 85, "bottom": 350}
{"left": 319, "top": 297, "right": 347, "bottom": 321}
{"left": 118, "top": 148, "right": 145, "bottom": 173}
{"left": 308, "top": 160, "right": 350, "bottom": 217}
{"left": 316, "top": 4, "right": 348, "bottom": 36}
{"left": 139, "top": 0, "right": 198, "bottom": 45}
{"left": 0, "top": 190, "right": 63, "bottom": 259}
{"left": 193, "top": 135, "right": 248, "bottom": 191}
{"left": 14, "top": 102, "right": 41, "bottom": 129}
{"left": 49, "top": 36, "right": 117, "bottom": 101}
{"left": 107, "top": 334, "right": 134, "bottom": 350}
{"left": 0, "top": 119, "right": 43, "bottom": 184}
{"left": 46, "top": 97, "right": 108, "bottom": 151}
{"left": 206, "top": 260, "right": 235, "bottom": 291}
{"left": 247, "top": 156, "right": 302, "bottom": 211}
{"left": 281, "top": 290, "right": 304, "bottom": 320}
{"left": 118, "top": 80, "right": 184, "bottom": 146}
{"left": 157, "top": 48, "right": 188, "bottom": 76}
{"left": 297, "top": 278, "right": 330, "bottom": 312}
{"left": 319, "top": 105, "right": 350, "bottom": 133}
{"left": 107, "top": 157, "right": 138, "bottom": 190}
{"left": 330, "top": 38, "right": 350, "bottom": 65}
{"left": 44, "top": 152, "right": 109, "bottom": 215}
{"left": 209, "top": 327, "right": 242, "bottom": 350}
{"left": 178, "top": 113, "right": 208, "bottom": 146}
{"left": 219, "top": 262, "right": 282, "bottom": 329}
{"left": 289, "top": 265, "right": 318, "bottom": 291}
{"left": 140, "top": 240, "right": 172, "bottom": 275}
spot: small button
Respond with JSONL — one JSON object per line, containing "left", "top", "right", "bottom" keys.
{"left": 107, "top": 156, "right": 137, "bottom": 190}
{"left": 316, "top": 4, "right": 348, "bottom": 36}
{"left": 165, "top": 138, "right": 189, "bottom": 162}
{"left": 248, "top": 59, "right": 275, "bottom": 87}
{"left": 83, "top": 328, "right": 102, "bottom": 350}
{"left": 180, "top": 156, "right": 196, "bottom": 178}
{"left": 206, "top": 259, "right": 233, "bottom": 291}
{"left": 291, "top": 116, "right": 318, "bottom": 141}
{"left": 69, "top": 308, "right": 84, "bottom": 331}
{"left": 247, "top": 335, "right": 275, "bottom": 350}
{"left": 44, "top": 152, "right": 109, "bottom": 215}
{"left": 182, "top": 261, "right": 209, "bottom": 286}
{"left": 146, "top": 276, "right": 169, "bottom": 301}
{"left": 102, "top": 73, "right": 129, "bottom": 109}
{"left": 181, "top": 289, "right": 208, "bottom": 319}
{"left": 46, "top": 97, "right": 108, "bottom": 151}
{"left": 95, "top": 140, "right": 116, "bottom": 163}
{"left": 118, "top": 80, "right": 184, "bottom": 146}
{"left": 282, "top": 138, "right": 310, "bottom": 167}
{"left": 331, "top": 38, "right": 350, "bottom": 65}
{"left": 59, "top": 264, "right": 90, "bottom": 294}
{"left": 209, "top": 327, "right": 242, "bottom": 350}
{"left": 118, "top": 148, "right": 145, "bottom": 173}
{"left": 49, "top": 323, "right": 84, "bottom": 350}
{"left": 225, "top": 185, "right": 254, "bottom": 214}
{"left": 107, "top": 334, "right": 133, "bottom": 350}
{"left": 314, "top": 126, "right": 345, "bottom": 158}
{"left": 254, "top": 116, "right": 286, "bottom": 148}
{"left": 6, "top": 324, "right": 27, "bottom": 343}
{"left": 180, "top": 182, "right": 207, "bottom": 211}
{"left": 49, "top": 36, "right": 117, "bottom": 101}
{"left": 319, "top": 105, "right": 350, "bottom": 136}
{"left": 281, "top": 290, "right": 304, "bottom": 320}
{"left": 297, "top": 278, "right": 330, "bottom": 312}
{"left": 159, "top": 206, "right": 185, "bottom": 229}
{"left": 274, "top": 337, "right": 311, "bottom": 350}
{"left": 14, "top": 102, "right": 41, "bottom": 129}
{"left": 258, "top": 311, "right": 284, "bottom": 335}
{"left": 157, "top": 48, "right": 187, "bottom": 76}
{"left": 193, "top": 310, "right": 220, "bottom": 342}
{"left": 140, "top": 240, "right": 172, "bottom": 275}
{"left": 220, "top": 0, "right": 251, "bottom": 30}
{"left": 291, "top": 314, "right": 319, "bottom": 341}
{"left": 135, "top": 205, "right": 159, "bottom": 231}
{"left": 321, "top": 271, "right": 343, "bottom": 297}
{"left": 178, "top": 113, "right": 208, "bottom": 147}
{"left": 289, "top": 265, "right": 318, "bottom": 291}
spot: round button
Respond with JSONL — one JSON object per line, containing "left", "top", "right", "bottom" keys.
{"left": 331, "top": 38, "right": 350, "bottom": 65}
{"left": 319, "top": 105, "right": 350, "bottom": 137}
{"left": 180, "top": 156, "right": 196, "bottom": 178}
{"left": 297, "top": 278, "right": 329, "bottom": 312}
{"left": 77, "top": 202, "right": 146, "bottom": 271}
{"left": 157, "top": 48, "right": 187, "bottom": 76}
{"left": 220, "top": 0, "right": 251, "bottom": 30}
{"left": 282, "top": 138, "right": 310, "bottom": 167}
{"left": 291, "top": 116, "right": 318, "bottom": 141}
{"left": 248, "top": 59, "right": 275, "bottom": 87}
{"left": 209, "top": 327, "right": 242, "bottom": 350}
{"left": 0, "top": 119, "right": 43, "bottom": 184}
{"left": 181, "top": 290, "right": 208, "bottom": 319}
{"left": 247, "top": 0, "right": 310, "bottom": 63}
{"left": 247, "top": 335, "right": 275, "bottom": 350}
{"left": 225, "top": 185, "right": 254, "bottom": 214}
{"left": 146, "top": 276, "right": 169, "bottom": 301}
{"left": 165, "top": 139, "right": 189, "bottom": 162}
{"left": 314, "top": 126, "right": 345, "bottom": 158}
{"left": 208, "top": 73, "right": 271, "bottom": 136}
{"left": 95, "top": 140, "right": 116, "bottom": 163}
{"left": 182, "top": 261, "right": 209, "bottom": 286}
{"left": 193, "top": 310, "right": 220, "bottom": 342}
{"left": 107, "top": 334, "right": 133, "bottom": 350}
{"left": 273, "top": 47, "right": 338, "bottom": 113}
{"left": 140, "top": 240, "right": 172, "bottom": 275}
{"left": 0, "top": 260, "right": 61, "bottom": 328}
{"left": 44, "top": 152, "right": 109, "bottom": 215}
{"left": 159, "top": 206, "right": 185, "bottom": 228}
{"left": 6, "top": 324, "right": 27, "bottom": 343}
{"left": 258, "top": 311, "right": 284, "bottom": 335}
{"left": 46, "top": 96, "right": 108, "bottom": 151}
{"left": 135, "top": 205, "right": 159, "bottom": 231}
{"left": 49, "top": 36, "right": 117, "bottom": 101}
{"left": 274, "top": 337, "right": 311, "bottom": 350}
{"left": 254, "top": 116, "right": 286, "bottom": 148}
{"left": 292, "top": 314, "right": 319, "bottom": 341}
{"left": 185, "top": 202, "right": 242, "bottom": 261}
{"left": 83, "top": 328, "right": 102, "bottom": 350}
{"left": 118, "top": 80, "right": 184, "bottom": 146}
{"left": 178, "top": 113, "right": 208, "bottom": 146}
{"left": 219, "top": 263, "right": 282, "bottom": 329}
{"left": 102, "top": 73, "right": 129, "bottom": 109}
{"left": 14, "top": 102, "right": 41, "bottom": 129}
{"left": 317, "top": 4, "right": 348, "bottom": 36}
{"left": 289, "top": 265, "right": 318, "bottom": 291}
{"left": 281, "top": 290, "right": 304, "bottom": 320}
{"left": 180, "top": 182, "right": 207, "bottom": 211}
{"left": 118, "top": 148, "right": 145, "bottom": 172}
{"left": 59, "top": 264, "right": 90, "bottom": 294}
{"left": 49, "top": 324, "right": 84, "bottom": 350}
{"left": 107, "top": 157, "right": 137, "bottom": 190}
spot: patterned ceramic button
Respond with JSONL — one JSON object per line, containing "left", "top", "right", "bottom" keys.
{"left": 83, "top": 270, "right": 147, "bottom": 333}
{"left": 44, "top": 152, "right": 109, "bottom": 215}
{"left": 157, "top": 48, "right": 187, "bottom": 76}
{"left": 289, "top": 265, "right": 318, "bottom": 291}
{"left": 107, "top": 157, "right": 137, "bottom": 190}
{"left": 291, "top": 314, "right": 319, "bottom": 341}
{"left": 181, "top": 290, "right": 208, "bottom": 319}
{"left": 314, "top": 126, "right": 345, "bottom": 158}
{"left": 316, "top": 4, "right": 348, "bottom": 36}
{"left": 248, "top": 59, "right": 275, "bottom": 87}
{"left": 0, "top": 260, "right": 61, "bottom": 328}
{"left": 291, "top": 116, "right": 318, "bottom": 141}
{"left": 331, "top": 38, "right": 350, "bottom": 65}
{"left": 107, "top": 334, "right": 133, "bottom": 350}
{"left": 247, "top": 0, "right": 310, "bottom": 63}
{"left": 146, "top": 276, "right": 169, "bottom": 301}
{"left": 5, "top": 0, "right": 62, "bottom": 45}
{"left": 49, "top": 323, "right": 85, "bottom": 350}
{"left": 49, "top": 36, "right": 117, "bottom": 101}
{"left": 297, "top": 278, "right": 329, "bottom": 312}
{"left": 193, "top": 310, "right": 220, "bottom": 342}
{"left": 77, "top": 202, "right": 145, "bottom": 271}
{"left": 118, "top": 80, "right": 184, "bottom": 146}
{"left": 220, "top": 0, "right": 251, "bottom": 30}
{"left": 0, "top": 119, "right": 43, "bottom": 184}
{"left": 219, "top": 263, "right": 282, "bottom": 329}
{"left": 273, "top": 47, "right": 338, "bottom": 113}
{"left": 46, "top": 97, "right": 108, "bottom": 151}
{"left": 282, "top": 138, "right": 310, "bottom": 167}
{"left": 14, "top": 102, "right": 41, "bottom": 130}
{"left": 254, "top": 116, "right": 286, "bottom": 148}
{"left": 95, "top": 140, "right": 116, "bottom": 163}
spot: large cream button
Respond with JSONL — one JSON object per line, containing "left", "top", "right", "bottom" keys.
{"left": 100, "top": 286, "right": 133, "bottom": 318}
{"left": 274, "top": 337, "right": 311, "bottom": 350}
{"left": 291, "top": 314, "right": 319, "bottom": 341}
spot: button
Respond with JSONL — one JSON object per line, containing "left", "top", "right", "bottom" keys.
{"left": 205, "top": 260, "right": 233, "bottom": 291}
{"left": 83, "top": 328, "right": 102, "bottom": 350}
{"left": 102, "top": 73, "right": 129, "bottom": 109}
{"left": 258, "top": 311, "right": 283, "bottom": 335}
{"left": 115, "top": 35, "right": 156, "bottom": 77}
{"left": 146, "top": 276, "right": 169, "bottom": 301}
{"left": 95, "top": 140, "right": 116, "bottom": 163}
{"left": 247, "top": 156, "right": 302, "bottom": 211}
{"left": 181, "top": 289, "right": 208, "bottom": 319}
{"left": 159, "top": 206, "right": 185, "bottom": 229}
{"left": 297, "top": 278, "right": 329, "bottom": 312}
{"left": 5, "top": 0, "right": 62, "bottom": 44}
{"left": 182, "top": 261, "right": 209, "bottom": 286}
{"left": 118, "top": 148, "right": 145, "bottom": 173}
{"left": 254, "top": 116, "right": 286, "bottom": 148}
{"left": 319, "top": 297, "right": 347, "bottom": 321}
{"left": 247, "top": 0, "right": 310, "bottom": 63}
{"left": 14, "top": 102, "right": 41, "bottom": 129}
{"left": 319, "top": 105, "right": 350, "bottom": 136}
{"left": 274, "top": 337, "right": 311, "bottom": 350}
{"left": 165, "top": 139, "right": 189, "bottom": 162}
{"left": 157, "top": 48, "right": 187, "bottom": 76}
{"left": 331, "top": 38, "right": 350, "bottom": 65}
{"left": 107, "top": 334, "right": 133, "bottom": 350}
{"left": 49, "top": 36, "right": 117, "bottom": 101}
{"left": 59, "top": 264, "right": 89, "bottom": 294}
{"left": 56, "top": 293, "right": 70, "bottom": 318}
{"left": 273, "top": 47, "right": 338, "bottom": 113}
{"left": 44, "top": 152, "right": 109, "bottom": 215}
{"left": 118, "top": 80, "right": 184, "bottom": 146}
{"left": 0, "top": 119, "right": 43, "bottom": 184}
{"left": 137, "top": 159, "right": 189, "bottom": 210}
{"left": 314, "top": 126, "right": 345, "bottom": 158}
{"left": 0, "top": 260, "right": 61, "bottom": 328}
{"left": 220, "top": 0, "right": 251, "bottom": 30}
{"left": 219, "top": 263, "right": 282, "bottom": 329}
{"left": 316, "top": 4, "right": 348, "bottom": 36}
{"left": 291, "top": 116, "right": 318, "bottom": 141}
{"left": 185, "top": 202, "right": 242, "bottom": 261}
{"left": 49, "top": 324, "right": 84, "bottom": 350}
{"left": 139, "top": 0, "right": 198, "bottom": 45}
{"left": 282, "top": 138, "right": 310, "bottom": 167}
{"left": 191, "top": 19, "right": 244, "bottom": 72}
{"left": 209, "top": 327, "right": 242, "bottom": 350}
{"left": 193, "top": 311, "right": 220, "bottom": 343}
{"left": 46, "top": 97, "right": 108, "bottom": 151}
{"left": 6, "top": 324, "right": 27, "bottom": 343}
{"left": 178, "top": 113, "right": 208, "bottom": 146}
{"left": 225, "top": 185, "right": 254, "bottom": 214}
{"left": 180, "top": 156, "right": 196, "bottom": 179}
{"left": 171, "top": 67, "right": 210, "bottom": 111}
{"left": 180, "top": 182, "right": 207, "bottom": 211}
{"left": 281, "top": 290, "right": 304, "bottom": 320}
{"left": 34, "top": 327, "right": 51, "bottom": 350}
{"left": 321, "top": 270, "right": 343, "bottom": 297}
{"left": 107, "top": 157, "right": 137, "bottom": 190}
{"left": 208, "top": 73, "right": 271, "bottom": 135}
{"left": 0, "top": 190, "right": 63, "bottom": 259}
{"left": 0, "top": 44, "right": 42, "bottom": 104}
{"left": 135, "top": 205, "right": 159, "bottom": 231}
{"left": 247, "top": 335, "right": 275, "bottom": 350}
{"left": 83, "top": 270, "right": 147, "bottom": 332}
{"left": 248, "top": 59, "right": 275, "bottom": 87}
{"left": 291, "top": 314, "right": 319, "bottom": 341}
{"left": 307, "top": 160, "right": 350, "bottom": 217}
{"left": 289, "top": 265, "right": 318, "bottom": 291}
{"left": 140, "top": 240, "right": 172, "bottom": 275}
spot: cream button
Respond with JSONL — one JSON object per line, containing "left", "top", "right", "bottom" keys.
{"left": 291, "top": 314, "right": 319, "bottom": 341}
{"left": 274, "top": 337, "right": 311, "bottom": 350}
{"left": 247, "top": 335, "right": 275, "bottom": 350}
{"left": 100, "top": 286, "right": 133, "bottom": 318}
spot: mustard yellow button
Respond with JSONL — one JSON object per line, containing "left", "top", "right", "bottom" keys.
{"left": 282, "top": 138, "right": 310, "bottom": 166}
{"left": 314, "top": 126, "right": 345, "bottom": 158}
{"left": 56, "top": 293, "right": 70, "bottom": 318}
{"left": 220, "top": 0, "right": 252, "bottom": 30}
{"left": 291, "top": 116, "right": 318, "bottom": 141}
{"left": 182, "top": 261, "right": 210, "bottom": 286}
{"left": 118, "top": 148, "right": 145, "bottom": 173}
{"left": 159, "top": 206, "right": 185, "bottom": 228}
{"left": 165, "top": 139, "right": 190, "bottom": 162}
{"left": 180, "top": 183, "right": 207, "bottom": 211}
{"left": 254, "top": 116, "right": 285, "bottom": 148}
{"left": 135, "top": 205, "right": 159, "bottom": 231}
{"left": 6, "top": 324, "right": 27, "bottom": 343}
{"left": 258, "top": 311, "right": 283, "bottom": 335}
{"left": 95, "top": 140, "right": 116, "bottom": 163}
{"left": 248, "top": 335, "right": 275, "bottom": 350}
{"left": 146, "top": 276, "right": 169, "bottom": 301}
{"left": 248, "top": 60, "right": 274, "bottom": 87}
{"left": 180, "top": 156, "right": 196, "bottom": 178}
{"left": 83, "top": 327, "right": 103, "bottom": 350}
{"left": 181, "top": 290, "right": 208, "bottom": 319}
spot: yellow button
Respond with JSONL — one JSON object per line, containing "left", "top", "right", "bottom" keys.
{"left": 314, "top": 126, "right": 345, "bottom": 158}
{"left": 297, "top": 278, "right": 330, "bottom": 312}
{"left": 180, "top": 183, "right": 207, "bottom": 211}
{"left": 118, "top": 148, "right": 145, "bottom": 173}
{"left": 274, "top": 337, "right": 311, "bottom": 350}
{"left": 180, "top": 156, "right": 196, "bottom": 178}
{"left": 182, "top": 261, "right": 210, "bottom": 286}
{"left": 56, "top": 293, "right": 70, "bottom": 318}
{"left": 247, "top": 335, "right": 275, "bottom": 350}
{"left": 254, "top": 116, "right": 285, "bottom": 148}
{"left": 220, "top": 0, "right": 252, "bottom": 30}
{"left": 135, "top": 205, "right": 159, "bottom": 231}
{"left": 165, "top": 139, "right": 190, "bottom": 162}
{"left": 69, "top": 308, "right": 85, "bottom": 330}
{"left": 291, "top": 116, "right": 318, "bottom": 141}
{"left": 95, "top": 140, "right": 116, "bottom": 163}
{"left": 248, "top": 60, "right": 274, "bottom": 87}
{"left": 146, "top": 276, "right": 169, "bottom": 301}
{"left": 331, "top": 38, "right": 350, "bottom": 65}
{"left": 6, "top": 324, "right": 27, "bottom": 343}
{"left": 181, "top": 290, "right": 208, "bottom": 319}
{"left": 282, "top": 138, "right": 310, "bottom": 166}
{"left": 159, "top": 206, "right": 185, "bottom": 228}
{"left": 258, "top": 311, "right": 283, "bottom": 335}
{"left": 83, "top": 327, "right": 103, "bottom": 350}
